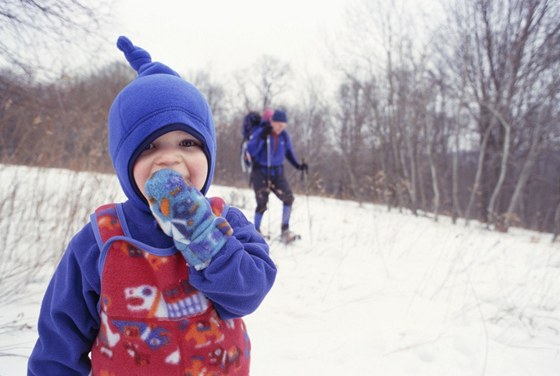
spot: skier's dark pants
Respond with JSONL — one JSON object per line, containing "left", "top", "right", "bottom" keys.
{"left": 251, "top": 166, "right": 294, "bottom": 214}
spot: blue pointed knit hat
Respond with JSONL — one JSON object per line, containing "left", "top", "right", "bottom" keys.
{"left": 108, "top": 36, "right": 216, "bottom": 211}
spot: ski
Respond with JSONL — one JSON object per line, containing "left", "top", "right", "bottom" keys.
{"left": 261, "top": 232, "right": 300, "bottom": 245}
{"left": 279, "top": 231, "right": 301, "bottom": 244}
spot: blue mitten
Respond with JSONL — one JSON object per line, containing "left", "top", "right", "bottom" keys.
{"left": 145, "top": 169, "right": 233, "bottom": 270}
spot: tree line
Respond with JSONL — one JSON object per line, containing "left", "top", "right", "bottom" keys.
{"left": 1, "top": 0, "right": 559, "bottom": 236}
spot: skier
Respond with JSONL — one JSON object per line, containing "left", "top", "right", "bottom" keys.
{"left": 247, "top": 109, "right": 308, "bottom": 243}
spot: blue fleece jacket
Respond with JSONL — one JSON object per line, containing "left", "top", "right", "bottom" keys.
{"left": 28, "top": 201, "right": 275, "bottom": 375}
{"left": 28, "top": 36, "right": 276, "bottom": 375}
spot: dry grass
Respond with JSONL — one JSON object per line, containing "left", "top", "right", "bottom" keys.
{"left": 0, "top": 164, "right": 124, "bottom": 305}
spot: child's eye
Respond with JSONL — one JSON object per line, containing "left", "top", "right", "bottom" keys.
{"left": 144, "top": 143, "right": 155, "bottom": 151}
{"left": 180, "top": 139, "right": 200, "bottom": 148}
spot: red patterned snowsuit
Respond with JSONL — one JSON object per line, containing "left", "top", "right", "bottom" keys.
{"left": 90, "top": 203, "right": 250, "bottom": 375}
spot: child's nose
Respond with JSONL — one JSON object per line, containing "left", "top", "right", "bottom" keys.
{"left": 155, "top": 150, "right": 180, "bottom": 166}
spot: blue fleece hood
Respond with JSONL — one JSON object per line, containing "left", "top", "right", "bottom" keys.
{"left": 108, "top": 36, "right": 216, "bottom": 211}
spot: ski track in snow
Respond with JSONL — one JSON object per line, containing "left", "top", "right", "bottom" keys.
{"left": 1, "top": 164, "right": 559, "bottom": 375}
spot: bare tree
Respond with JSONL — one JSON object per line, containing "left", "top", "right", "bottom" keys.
{"left": 450, "top": 100, "right": 468, "bottom": 224}
{"left": 464, "top": 121, "right": 494, "bottom": 225}
{"left": 423, "top": 111, "right": 441, "bottom": 221}
{"left": 334, "top": 0, "right": 425, "bottom": 211}
{"left": 504, "top": 105, "right": 546, "bottom": 229}
{"left": 286, "top": 75, "right": 331, "bottom": 193}
{"left": 190, "top": 70, "right": 228, "bottom": 123}
{"left": 233, "top": 55, "right": 292, "bottom": 112}
{"left": 332, "top": 77, "right": 370, "bottom": 201}
{"left": 482, "top": 104, "right": 512, "bottom": 230}
{"left": 443, "top": 0, "right": 560, "bottom": 226}
{"left": 0, "top": 0, "right": 112, "bottom": 79}
{"left": 253, "top": 55, "right": 291, "bottom": 109}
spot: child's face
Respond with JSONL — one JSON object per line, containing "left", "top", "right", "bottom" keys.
{"left": 133, "top": 130, "right": 208, "bottom": 200}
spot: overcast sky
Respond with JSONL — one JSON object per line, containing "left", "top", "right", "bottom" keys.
{"left": 21, "top": 0, "right": 443, "bottom": 106}
{"left": 108, "top": 0, "right": 351, "bottom": 80}
{"left": 12, "top": 0, "right": 445, "bottom": 89}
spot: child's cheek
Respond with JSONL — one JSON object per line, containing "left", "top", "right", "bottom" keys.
{"left": 132, "top": 160, "right": 150, "bottom": 201}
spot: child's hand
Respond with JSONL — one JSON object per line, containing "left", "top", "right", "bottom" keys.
{"left": 145, "top": 169, "right": 232, "bottom": 270}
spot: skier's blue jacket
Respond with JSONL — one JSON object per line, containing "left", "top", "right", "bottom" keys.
{"left": 247, "top": 125, "right": 301, "bottom": 172}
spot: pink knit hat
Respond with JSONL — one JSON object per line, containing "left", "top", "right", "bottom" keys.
{"left": 262, "top": 108, "right": 274, "bottom": 122}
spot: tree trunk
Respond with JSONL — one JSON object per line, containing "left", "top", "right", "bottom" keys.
{"left": 485, "top": 106, "right": 512, "bottom": 231}
{"left": 465, "top": 121, "right": 496, "bottom": 226}
{"left": 402, "top": 121, "right": 418, "bottom": 215}
{"left": 424, "top": 112, "right": 440, "bottom": 221}
{"left": 451, "top": 106, "right": 463, "bottom": 224}
{"left": 553, "top": 201, "right": 560, "bottom": 242}
{"left": 389, "top": 108, "right": 405, "bottom": 212}
{"left": 504, "top": 108, "right": 545, "bottom": 230}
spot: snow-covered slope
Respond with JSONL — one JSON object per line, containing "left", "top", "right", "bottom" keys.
{"left": 1, "top": 164, "right": 559, "bottom": 375}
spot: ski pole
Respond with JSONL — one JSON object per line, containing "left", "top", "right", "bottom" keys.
{"left": 266, "top": 135, "right": 271, "bottom": 238}
{"left": 301, "top": 157, "right": 312, "bottom": 242}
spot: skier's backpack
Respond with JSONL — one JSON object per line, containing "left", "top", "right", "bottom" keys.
{"left": 240, "top": 111, "right": 262, "bottom": 175}
{"left": 242, "top": 111, "right": 261, "bottom": 141}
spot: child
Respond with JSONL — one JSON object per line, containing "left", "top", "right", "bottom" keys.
{"left": 28, "top": 36, "right": 277, "bottom": 375}
{"left": 247, "top": 109, "right": 308, "bottom": 242}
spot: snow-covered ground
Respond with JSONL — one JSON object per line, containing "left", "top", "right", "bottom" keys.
{"left": 1, "top": 164, "right": 559, "bottom": 375}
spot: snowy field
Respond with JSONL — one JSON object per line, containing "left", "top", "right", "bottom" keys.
{"left": 1, "top": 164, "right": 559, "bottom": 375}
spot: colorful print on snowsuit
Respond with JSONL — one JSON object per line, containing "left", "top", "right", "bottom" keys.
{"left": 90, "top": 203, "right": 250, "bottom": 375}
